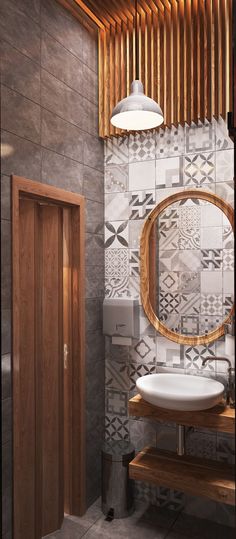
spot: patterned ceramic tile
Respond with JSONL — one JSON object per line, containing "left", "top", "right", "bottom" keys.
{"left": 180, "top": 315, "right": 200, "bottom": 336}
{"left": 129, "top": 220, "right": 143, "bottom": 249}
{"left": 159, "top": 207, "right": 179, "bottom": 231}
{"left": 160, "top": 314, "right": 180, "bottom": 333}
{"left": 200, "top": 204, "right": 223, "bottom": 227}
{"left": 129, "top": 249, "right": 140, "bottom": 277}
{"left": 179, "top": 293, "right": 200, "bottom": 314}
{"left": 129, "top": 363, "right": 156, "bottom": 391}
{"left": 183, "top": 343, "right": 215, "bottom": 371}
{"left": 129, "top": 274, "right": 140, "bottom": 302}
{"left": 105, "top": 164, "right": 128, "bottom": 193}
{"left": 183, "top": 152, "right": 215, "bottom": 185}
{"left": 215, "top": 149, "right": 234, "bottom": 182}
{"left": 129, "top": 160, "right": 155, "bottom": 190}
{"left": 106, "top": 338, "right": 130, "bottom": 362}
{"left": 159, "top": 292, "right": 180, "bottom": 314}
{"left": 156, "top": 125, "right": 184, "bottom": 158}
{"left": 130, "top": 419, "right": 156, "bottom": 451}
{"left": 223, "top": 271, "right": 234, "bottom": 294}
{"left": 179, "top": 206, "right": 200, "bottom": 228}
{"left": 105, "top": 414, "right": 129, "bottom": 441}
{"left": 159, "top": 250, "right": 201, "bottom": 273}
{"left": 156, "top": 337, "right": 183, "bottom": 368}
{"left": 199, "top": 316, "right": 223, "bottom": 335}
{"left": 105, "top": 193, "right": 129, "bottom": 221}
{"left": 155, "top": 186, "right": 185, "bottom": 204}
{"left": 139, "top": 307, "right": 155, "bottom": 336}
{"left": 185, "top": 120, "right": 214, "bottom": 154}
{"left": 156, "top": 156, "right": 183, "bottom": 188}
{"left": 105, "top": 136, "right": 128, "bottom": 164}
{"left": 105, "top": 388, "right": 128, "bottom": 416}
{"left": 105, "top": 276, "right": 130, "bottom": 298}
{"left": 178, "top": 228, "right": 200, "bottom": 250}
{"left": 159, "top": 272, "right": 179, "bottom": 293}
{"left": 134, "top": 481, "right": 157, "bottom": 504}
{"left": 223, "top": 249, "right": 234, "bottom": 271}
{"left": 223, "top": 294, "right": 233, "bottom": 316}
{"left": 178, "top": 272, "right": 200, "bottom": 294}
{"left": 105, "top": 249, "right": 129, "bottom": 277}
{"left": 200, "top": 228, "right": 223, "bottom": 249}
{"left": 105, "top": 359, "right": 129, "bottom": 390}
{"left": 201, "top": 271, "right": 222, "bottom": 294}
{"left": 223, "top": 226, "right": 234, "bottom": 249}
{"left": 130, "top": 336, "right": 156, "bottom": 365}
{"left": 216, "top": 433, "right": 235, "bottom": 465}
{"left": 159, "top": 228, "right": 179, "bottom": 250}
{"left": 200, "top": 294, "right": 223, "bottom": 316}
{"left": 215, "top": 117, "right": 234, "bottom": 150}
{"left": 105, "top": 220, "right": 129, "bottom": 248}
{"left": 129, "top": 131, "right": 156, "bottom": 162}
{"left": 156, "top": 488, "right": 184, "bottom": 511}
{"left": 129, "top": 190, "right": 155, "bottom": 220}
{"left": 186, "top": 430, "right": 217, "bottom": 459}
{"left": 201, "top": 249, "right": 223, "bottom": 270}
{"left": 215, "top": 181, "right": 234, "bottom": 207}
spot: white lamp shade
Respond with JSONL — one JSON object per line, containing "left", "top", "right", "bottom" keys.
{"left": 110, "top": 80, "right": 164, "bottom": 131}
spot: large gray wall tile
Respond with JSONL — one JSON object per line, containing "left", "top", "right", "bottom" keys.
{"left": 41, "top": 69, "right": 84, "bottom": 129}
{"left": 41, "top": 0, "right": 84, "bottom": 60}
{"left": 6, "top": 0, "right": 40, "bottom": 23}
{"left": 0, "top": 41, "right": 40, "bottom": 103}
{"left": 86, "top": 200, "right": 104, "bottom": 235}
{"left": 86, "top": 299, "right": 103, "bottom": 332}
{"left": 85, "top": 233, "right": 104, "bottom": 267}
{"left": 1, "top": 131, "right": 42, "bottom": 181}
{"left": 41, "top": 149, "right": 83, "bottom": 193}
{"left": 84, "top": 133, "right": 104, "bottom": 172}
{"left": 82, "top": 27, "right": 98, "bottom": 73}
{"left": 1, "top": 86, "right": 41, "bottom": 143}
{"left": 83, "top": 166, "right": 104, "bottom": 203}
{"left": 86, "top": 265, "right": 104, "bottom": 299}
{"left": 83, "top": 98, "right": 98, "bottom": 137}
{"left": 83, "top": 64, "right": 98, "bottom": 105}
{"left": 0, "top": 0, "right": 40, "bottom": 61}
{"left": 1, "top": 175, "right": 11, "bottom": 221}
{"left": 41, "top": 109, "right": 84, "bottom": 162}
{"left": 41, "top": 31, "right": 83, "bottom": 95}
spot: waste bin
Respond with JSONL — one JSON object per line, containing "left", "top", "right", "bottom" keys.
{"left": 102, "top": 440, "right": 135, "bottom": 518}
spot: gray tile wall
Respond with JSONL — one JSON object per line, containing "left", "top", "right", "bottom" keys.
{"left": 104, "top": 119, "right": 235, "bottom": 527}
{"left": 0, "top": 0, "right": 104, "bottom": 536}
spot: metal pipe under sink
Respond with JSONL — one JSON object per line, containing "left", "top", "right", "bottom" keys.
{"left": 176, "top": 424, "right": 185, "bottom": 455}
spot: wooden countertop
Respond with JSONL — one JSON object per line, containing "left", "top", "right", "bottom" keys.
{"left": 129, "top": 394, "right": 235, "bottom": 434}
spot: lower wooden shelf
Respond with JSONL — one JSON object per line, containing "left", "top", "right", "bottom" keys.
{"left": 129, "top": 447, "right": 235, "bottom": 506}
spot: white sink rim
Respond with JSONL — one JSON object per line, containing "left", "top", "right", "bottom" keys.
{"left": 136, "top": 373, "right": 225, "bottom": 411}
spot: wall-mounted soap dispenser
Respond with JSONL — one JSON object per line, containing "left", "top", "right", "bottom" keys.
{"left": 103, "top": 298, "right": 139, "bottom": 345}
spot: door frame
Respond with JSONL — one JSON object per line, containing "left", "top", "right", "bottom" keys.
{"left": 12, "top": 175, "right": 86, "bottom": 537}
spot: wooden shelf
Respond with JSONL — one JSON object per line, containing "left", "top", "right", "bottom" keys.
{"left": 129, "top": 447, "right": 235, "bottom": 506}
{"left": 129, "top": 395, "right": 235, "bottom": 434}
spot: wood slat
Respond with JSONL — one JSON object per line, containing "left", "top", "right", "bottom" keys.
{"left": 129, "top": 447, "right": 235, "bottom": 506}
{"left": 129, "top": 394, "right": 235, "bottom": 434}
{"left": 59, "top": 0, "right": 233, "bottom": 137}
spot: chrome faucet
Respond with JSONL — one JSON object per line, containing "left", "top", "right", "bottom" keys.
{"left": 202, "top": 357, "right": 235, "bottom": 408}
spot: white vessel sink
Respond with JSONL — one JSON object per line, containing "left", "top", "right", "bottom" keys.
{"left": 136, "top": 373, "right": 225, "bottom": 411}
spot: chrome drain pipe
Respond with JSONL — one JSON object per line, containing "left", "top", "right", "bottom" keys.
{"left": 176, "top": 424, "right": 185, "bottom": 456}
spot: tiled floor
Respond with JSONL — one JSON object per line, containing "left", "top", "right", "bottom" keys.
{"left": 44, "top": 498, "right": 235, "bottom": 539}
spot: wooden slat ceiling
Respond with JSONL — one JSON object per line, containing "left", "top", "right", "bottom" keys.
{"left": 60, "top": 0, "right": 232, "bottom": 139}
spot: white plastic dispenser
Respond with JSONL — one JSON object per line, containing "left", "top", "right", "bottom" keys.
{"left": 103, "top": 298, "right": 139, "bottom": 345}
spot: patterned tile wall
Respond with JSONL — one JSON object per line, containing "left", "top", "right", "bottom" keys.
{"left": 104, "top": 118, "right": 235, "bottom": 523}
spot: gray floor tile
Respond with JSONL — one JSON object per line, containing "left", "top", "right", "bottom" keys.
{"left": 171, "top": 512, "right": 235, "bottom": 539}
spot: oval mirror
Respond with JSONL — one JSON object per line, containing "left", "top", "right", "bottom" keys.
{"left": 140, "top": 189, "right": 234, "bottom": 345}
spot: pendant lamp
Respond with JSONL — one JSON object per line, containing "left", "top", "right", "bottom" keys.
{"left": 110, "top": 0, "right": 164, "bottom": 131}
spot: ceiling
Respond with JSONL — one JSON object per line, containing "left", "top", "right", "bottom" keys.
{"left": 59, "top": 0, "right": 233, "bottom": 139}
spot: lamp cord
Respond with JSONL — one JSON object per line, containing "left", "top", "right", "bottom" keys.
{"left": 135, "top": 0, "right": 139, "bottom": 80}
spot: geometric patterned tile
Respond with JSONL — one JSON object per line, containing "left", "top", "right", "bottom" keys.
{"left": 223, "top": 249, "right": 234, "bottom": 271}
{"left": 129, "top": 190, "right": 155, "bottom": 220}
{"left": 105, "top": 414, "right": 130, "bottom": 441}
{"left": 180, "top": 315, "right": 200, "bottom": 336}
{"left": 105, "top": 276, "right": 130, "bottom": 298}
{"left": 129, "top": 249, "right": 140, "bottom": 277}
{"left": 134, "top": 481, "right": 157, "bottom": 504}
{"left": 105, "top": 136, "right": 128, "bottom": 164}
{"left": 215, "top": 117, "right": 234, "bottom": 151}
{"left": 215, "top": 181, "right": 234, "bottom": 207}
{"left": 159, "top": 228, "right": 179, "bottom": 250}
{"left": 179, "top": 293, "right": 200, "bottom": 314}
{"left": 159, "top": 272, "right": 179, "bottom": 293}
{"left": 130, "top": 419, "right": 156, "bottom": 452}
{"left": 105, "top": 389, "right": 128, "bottom": 416}
{"left": 156, "top": 337, "right": 183, "bottom": 368}
{"left": 200, "top": 294, "right": 223, "bottom": 316}
{"left": 159, "top": 314, "right": 180, "bottom": 333}
{"left": 156, "top": 487, "right": 185, "bottom": 511}
{"left": 185, "top": 121, "right": 214, "bottom": 154}
{"left": 156, "top": 125, "right": 184, "bottom": 159}
{"left": 216, "top": 433, "right": 235, "bottom": 465}
{"left": 105, "top": 359, "right": 129, "bottom": 390}
{"left": 183, "top": 343, "right": 215, "bottom": 371}
{"left": 178, "top": 272, "right": 200, "bottom": 294}
{"left": 223, "top": 294, "right": 234, "bottom": 316}
{"left": 178, "top": 228, "right": 200, "bottom": 249}
{"left": 183, "top": 152, "right": 215, "bottom": 186}
{"left": 199, "top": 316, "right": 223, "bottom": 335}
{"left": 130, "top": 336, "right": 156, "bottom": 365}
{"left": 129, "top": 363, "right": 156, "bottom": 391}
{"left": 159, "top": 292, "right": 180, "bottom": 314}
{"left": 129, "top": 274, "right": 140, "bottom": 302}
{"left": 186, "top": 430, "right": 217, "bottom": 459}
{"left": 105, "top": 163, "right": 128, "bottom": 193}
{"left": 139, "top": 306, "right": 155, "bottom": 336}
{"left": 215, "top": 149, "right": 234, "bottom": 182}
{"left": 105, "top": 192, "right": 129, "bottom": 221}
{"left": 201, "top": 249, "right": 223, "bottom": 270}
{"left": 105, "top": 249, "right": 129, "bottom": 277}
{"left": 105, "top": 220, "right": 129, "bottom": 248}
{"left": 223, "top": 226, "right": 234, "bottom": 249}
{"left": 129, "top": 220, "right": 144, "bottom": 249}
{"left": 129, "top": 131, "right": 156, "bottom": 162}
{"left": 179, "top": 206, "right": 200, "bottom": 228}
{"left": 156, "top": 156, "right": 183, "bottom": 188}
{"left": 159, "top": 207, "right": 179, "bottom": 230}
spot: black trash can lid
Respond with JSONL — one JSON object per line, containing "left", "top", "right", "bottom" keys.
{"left": 102, "top": 440, "right": 135, "bottom": 461}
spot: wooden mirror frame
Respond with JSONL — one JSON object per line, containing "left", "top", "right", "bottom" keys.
{"left": 140, "top": 188, "right": 235, "bottom": 345}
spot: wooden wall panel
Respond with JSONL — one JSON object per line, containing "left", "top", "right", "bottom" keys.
{"left": 59, "top": 0, "right": 233, "bottom": 138}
